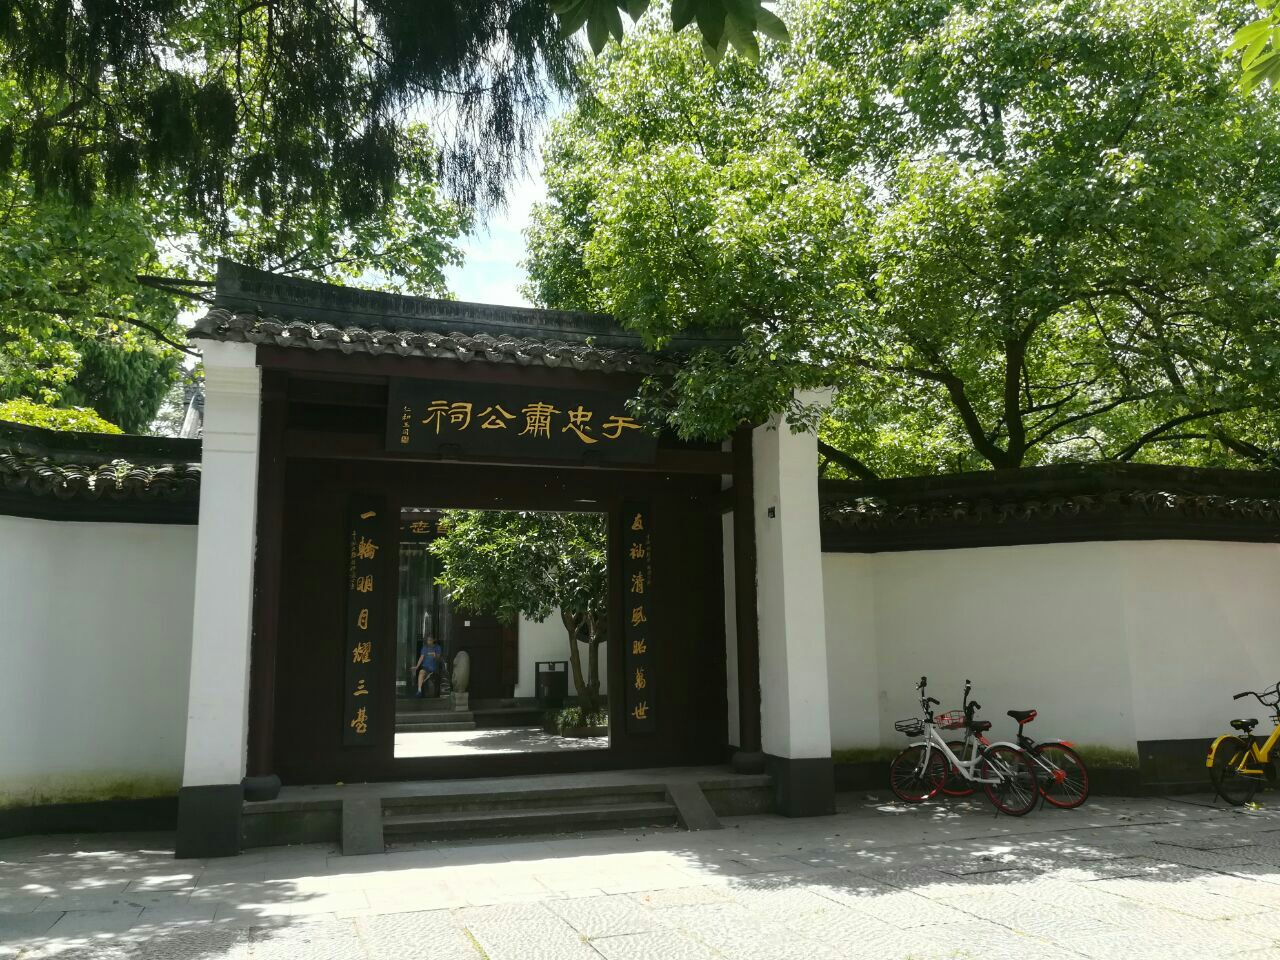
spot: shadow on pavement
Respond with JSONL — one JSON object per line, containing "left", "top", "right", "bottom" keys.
{"left": 4, "top": 793, "right": 1280, "bottom": 959}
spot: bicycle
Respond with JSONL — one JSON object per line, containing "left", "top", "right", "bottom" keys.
{"left": 941, "top": 680, "right": 1090, "bottom": 809}
{"left": 889, "top": 676, "right": 1041, "bottom": 816}
{"left": 1207, "top": 681, "right": 1280, "bottom": 806}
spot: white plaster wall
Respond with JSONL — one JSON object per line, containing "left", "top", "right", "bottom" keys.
{"left": 823, "top": 539, "right": 1280, "bottom": 754}
{"left": 823, "top": 542, "right": 1140, "bottom": 752}
{"left": 513, "top": 609, "right": 608, "bottom": 699}
{"left": 821, "top": 553, "right": 881, "bottom": 750}
{"left": 1121, "top": 541, "right": 1280, "bottom": 744}
{"left": 0, "top": 515, "right": 196, "bottom": 807}
{"left": 868, "top": 542, "right": 1137, "bottom": 750}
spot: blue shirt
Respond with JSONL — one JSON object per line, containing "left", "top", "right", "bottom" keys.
{"left": 421, "top": 644, "right": 442, "bottom": 671}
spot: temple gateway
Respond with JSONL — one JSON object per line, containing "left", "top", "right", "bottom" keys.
{"left": 3, "top": 261, "right": 1279, "bottom": 856}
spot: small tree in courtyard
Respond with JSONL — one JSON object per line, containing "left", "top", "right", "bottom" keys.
{"left": 429, "top": 510, "right": 608, "bottom": 713}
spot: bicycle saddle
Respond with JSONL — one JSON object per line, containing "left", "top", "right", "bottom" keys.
{"left": 1007, "top": 709, "right": 1037, "bottom": 723}
{"left": 1232, "top": 718, "right": 1259, "bottom": 733}
{"left": 968, "top": 719, "right": 992, "bottom": 732}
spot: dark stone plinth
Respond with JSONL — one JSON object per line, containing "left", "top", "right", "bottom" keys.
{"left": 176, "top": 784, "right": 242, "bottom": 859}
{"left": 765, "top": 755, "right": 836, "bottom": 817}
{"left": 341, "top": 798, "right": 384, "bottom": 856}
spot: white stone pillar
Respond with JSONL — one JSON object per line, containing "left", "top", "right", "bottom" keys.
{"left": 176, "top": 340, "right": 261, "bottom": 857}
{"left": 753, "top": 390, "right": 834, "bottom": 815}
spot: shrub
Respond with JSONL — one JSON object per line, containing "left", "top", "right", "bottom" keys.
{"left": 0, "top": 399, "right": 123, "bottom": 434}
{"left": 554, "top": 706, "right": 608, "bottom": 734}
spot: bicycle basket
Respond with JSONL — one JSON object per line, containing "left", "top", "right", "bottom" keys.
{"left": 894, "top": 717, "right": 924, "bottom": 737}
{"left": 937, "top": 710, "right": 966, "bottom": 730}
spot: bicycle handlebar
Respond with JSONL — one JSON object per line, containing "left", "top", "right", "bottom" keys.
{"left": 1232, "top": 683, "right": 1280, "bottom": 712}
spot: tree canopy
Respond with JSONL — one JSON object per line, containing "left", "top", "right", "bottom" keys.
{"left": 1, "top": 0, "right": 785, "bottom": 220}
{"left": 0, "top": 0, "right": 787, "bottom": 434}
{"left": 526, "top": 0, "right": 1280, "bottom": 476}
{"left": 429, "top": 510, "right": 609, "bottom": 710}
{"left": 0, "top": 119, "right": 466, "bottom": 432}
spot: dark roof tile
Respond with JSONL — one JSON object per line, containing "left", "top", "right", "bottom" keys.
{"left": 188, "top": 261, "right": 737, "bottom": 371}
{"left": 0, "top": 421, "right": 201, "bottom": 505}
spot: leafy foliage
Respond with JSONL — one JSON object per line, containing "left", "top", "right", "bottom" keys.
{"left": 527, "top": 0, "right": 1280, "bottom": 475}
{"left": 430, "top": 510, "right": 609, "bottom": 709}
{"left": 0, "top": 183, "right": 183, "bottom": 433}
{"left": 553, "top": 0, "right": 787, "bottom": 61}
{"left": 1230, "top": 2, "right": 1280, "bottom": 91}
{"left": 552, "top": 706, "right": 609, "bottom": 733}
{"left": 1, "top": 1, "right": 579, "bottom": 216}
{"left": 0, "top": 399, "right": 123, "bottom": 434}
{"left": 0, "top": 88, "right": 464, "bottom": 433}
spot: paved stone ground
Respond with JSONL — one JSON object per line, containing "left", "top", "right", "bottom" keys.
{"left": 394, "top": 727, "right": 608, "bottom": 757}
{"left": 5, "top": 792, "right": 1280, "bottom": 959}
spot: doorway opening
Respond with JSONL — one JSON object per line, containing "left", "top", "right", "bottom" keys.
{"left": 393, "top": 507, "right": 610, "bottom": 759}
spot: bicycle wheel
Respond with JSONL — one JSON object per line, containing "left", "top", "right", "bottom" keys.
{"left": 941, "top": 740, "right": 977, "bottom": 797}
{"left": 978, "top": 745, "right": 1040, "bottom": 816}
{"left": 889, "top": 744, "right": 947, "bottom": 802}
{"left": 1210, "top": 735, "right": 1260, "bottom": 806}
{"left": 1035, "top": 742, "right": 1090, "bottom": 809}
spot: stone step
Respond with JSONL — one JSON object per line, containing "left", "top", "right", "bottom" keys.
{"left": 383, "top": 800, "right": 678, "bottom": 842}
{"left": 397, "top": 699, "right": 461, "bottom": 714}
{"left": 395, "top": 720, "right": 477, "bottom": 732}
{"left": 382, "top": 783, "right": 667, "bottom": 817}
{"left": 397, "top": 711, "right": 475, "bottom": 724}
{"left": 474, "top": 708, "right": 545, "bottom": 727}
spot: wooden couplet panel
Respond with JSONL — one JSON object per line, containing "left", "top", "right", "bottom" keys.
{"left": 622, "top": 500, "right": 656, "bottom": 733}
{"left": 387, "top": 379, "right": 658, "bottom": 464}
{"left": 343, "top": 498, "right": 385, "bottom": 746}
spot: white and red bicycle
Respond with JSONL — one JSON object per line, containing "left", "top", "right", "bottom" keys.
{"left": 889, "top": 676, "right": 1041, "bottom": 816}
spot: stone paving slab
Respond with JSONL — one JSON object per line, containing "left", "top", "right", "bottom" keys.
{"left": 7, "top": 795, "right": 1280, "bottom": 957}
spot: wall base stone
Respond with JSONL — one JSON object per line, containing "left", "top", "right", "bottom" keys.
{"left": 176, "top": 784, "right": 242, "bottom": 859}
{"left": 765, "top": 754, "right": 835, "bottom": 817}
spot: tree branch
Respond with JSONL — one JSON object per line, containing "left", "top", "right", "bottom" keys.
{"left": 816, "top": 440, "right": 880, "bottom": 480}
{"left": 1112, "top": 408, "right": 1233, "bottom": 462}
{"left": 41, "top": 306, "right": 200, "bottom": 357}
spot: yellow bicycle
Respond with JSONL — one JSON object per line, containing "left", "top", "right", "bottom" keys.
{"left": 1207, "top": 681, "right": 1280, "bottom": 806}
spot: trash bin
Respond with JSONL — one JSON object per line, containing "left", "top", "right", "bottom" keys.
{"left": 536, "top": 660, "right": 569, "bottom": 709}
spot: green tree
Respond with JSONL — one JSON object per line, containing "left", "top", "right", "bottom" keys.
{"left": 1230, "top": 2, "right": 1280, "bottom": 91}
{"left": 1, "top": 0, "right": 785, "bottom": 220}
{"left": 0, "top": 0, "right": 785, "bottom": 434}
{"left": 526, "top": 0, "right": 1280, "bottom": 476}
{"left": 429, "top": 510, "right": 609, "bottom": 713}
{"left": 0, "top": 116, "right": 465, "bottom": 432}
{"left": 0, "top": 399, "right": 122, "bottom": 434}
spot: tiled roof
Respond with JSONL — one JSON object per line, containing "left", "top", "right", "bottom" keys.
{"left": 189, "top": 261, "right": 737, "bottom": 372}
{"left": 0, "top": 421, "right": 201, "bottom": 507}
{"left": 822, "top": 488, "right": 1280, "bottom": 531}
{"left": 819, "top": 463, "right": 1280, "bottom": 551}
{"left": 190, "top": 307, "right": 674, "bottom": 373}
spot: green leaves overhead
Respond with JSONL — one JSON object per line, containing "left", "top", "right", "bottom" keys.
{"left": 553, "top": 0, "right": 787, "bottom": 60}
{"left": 1230, "top": 5, "right": 1280, "bottom": 92}
{"left": 0, "top": 1, "right": 581, "bottom": 219}
{"left": 527, "top": 0, "right": 1280, "bottom": 475}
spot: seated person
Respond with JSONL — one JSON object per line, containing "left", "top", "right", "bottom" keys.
{"left": 414, "top": 637, "right": 443, "bottom": 698}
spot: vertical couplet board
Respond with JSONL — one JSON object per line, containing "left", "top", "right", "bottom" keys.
{"left": 343, "top": 497, "right": 385, "bottom": 746}
{"left": 622, "top": 501, "right": 656, "bottom": 733}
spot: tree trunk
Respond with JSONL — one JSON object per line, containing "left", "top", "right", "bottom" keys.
{"left": 587, "top": 636, "right": 600, "bottom": 710}
{"left": 561, "top": 609, "right": 597, "bottom": 714}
